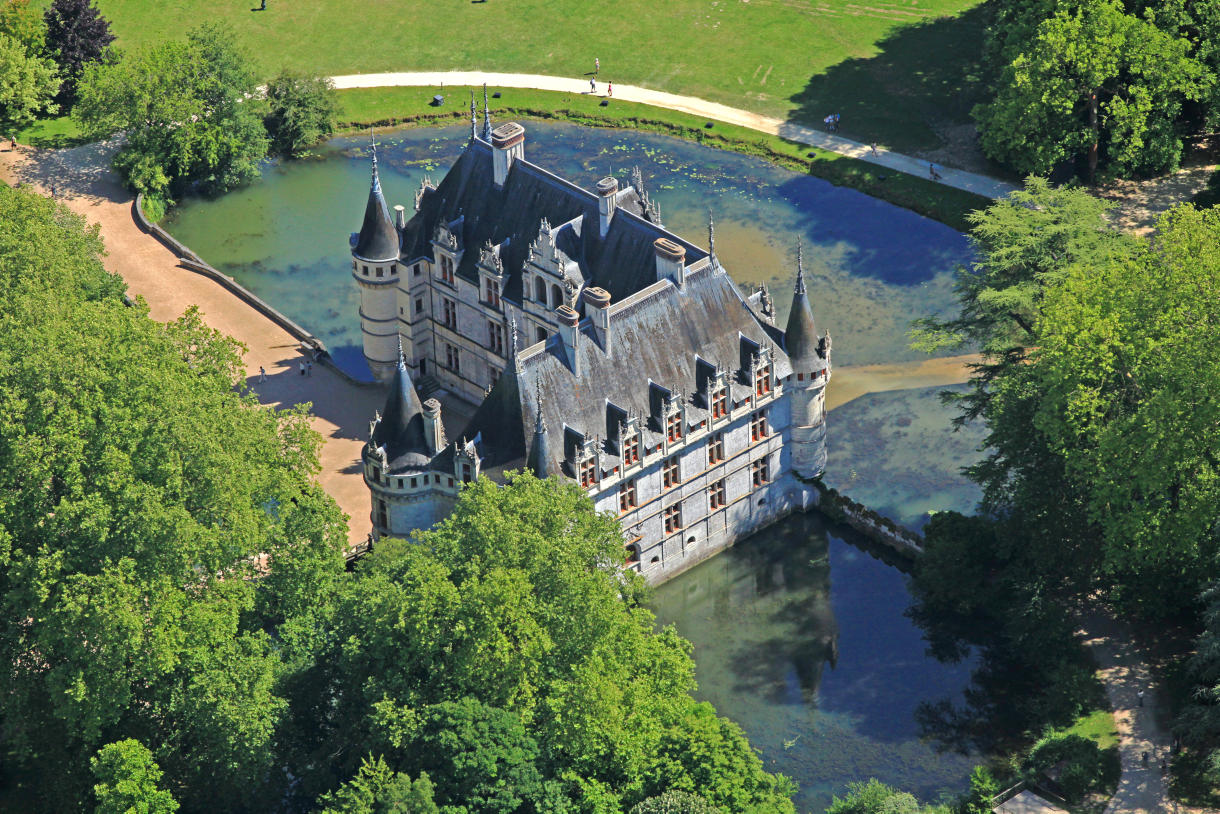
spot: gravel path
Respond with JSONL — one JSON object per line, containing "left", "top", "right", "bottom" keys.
{"left": 331, "top": 71, "right": 1018, "bottom": 200}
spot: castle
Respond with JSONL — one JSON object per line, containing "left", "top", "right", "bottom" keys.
{"left": 352, "top": 100, "right": 832, "bottom": 583}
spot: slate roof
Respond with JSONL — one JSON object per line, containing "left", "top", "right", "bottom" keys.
{"left": 398, "top": 135, "right": 709, "bottom": 303}
{"left": 460, "top": 264, "right": 795, "bottom": 475}
{"left": 784, "top": 244, "right": 826, "bottom": 371}
{"left": 368, "top": 351, "right": 432, "bottom": 471}
{"left": 353, "top": 161, "right": 400, "bottom": 261}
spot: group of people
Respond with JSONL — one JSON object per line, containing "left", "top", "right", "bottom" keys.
{"left": 823, "top": 113, "right": 841, "bottom": 132}
{"left": 588, "top": 58, "right": 611, "bottom": 97}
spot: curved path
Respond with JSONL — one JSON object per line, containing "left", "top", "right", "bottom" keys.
{"left": 331, "top": 71, "right": 1018, "bottom": 200}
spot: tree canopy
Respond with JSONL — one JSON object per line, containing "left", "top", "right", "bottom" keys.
{"left": 43, "top": 0, "right": 113, "bottom": 105}
{"left": 73, "top": 23, "right": 266, "bottom": 199}
{"left": 263, "top": 69, "right": 337, "bottom": 157}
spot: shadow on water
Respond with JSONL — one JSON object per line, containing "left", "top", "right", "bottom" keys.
{"left": 784, "top": 6, "right": 994, "bottom": 159}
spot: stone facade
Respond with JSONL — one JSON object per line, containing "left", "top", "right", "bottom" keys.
{"left": 354, "top": 111, "right": 833, "bottom": 584}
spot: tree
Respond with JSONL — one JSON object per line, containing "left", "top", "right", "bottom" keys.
{"left": 825, "top": 779, "right": 922, "bottom": 814}
{"left": 628, "top": 790, "right": 715, "bottom": 814}
{"left": 317, "top": 757, "right": 439, "bottom": 814}
{"left": 91, "top": 740, "right": 179, "bottom": 814}
{"left": 292, "top": 473, "right": 795, "bottom": 812}
{"left": 0, "top": 33, "right": 58, "bottom": 130}
{"left": 74, "top": 23, "right": 267, "bottom": 198}
{"left": 43, "top": 0, "right": 113, "bottom": 106}
{"left": 0, "top": 185, "right": 347, "bottom": 812}
{"left": 264, "top": 69, "right": 337, "bottom": 157}
{"left": 0, "top": 0, "right": 45, "bottom": 54}
{"left": 975, "top": 0, "right": 1207, "bottom": 181}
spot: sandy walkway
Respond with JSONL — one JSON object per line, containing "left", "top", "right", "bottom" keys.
{"left": 331, "top": 71, "right": 1018, "bottom": 200}
{"left": 0, "top": 141, "right": 381, "bottom": 546}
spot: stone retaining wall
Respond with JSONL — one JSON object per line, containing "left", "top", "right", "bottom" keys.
{"left": 806, "top": 478, "right": 924, "bottom": 557}
{"left": 132, "top": 194, "right": 380, "bottom": 390}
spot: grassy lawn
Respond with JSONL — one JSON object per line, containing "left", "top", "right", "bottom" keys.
{"left": 14, "top": 115, "right": 87, "bottom": 149}
{"left": 336, "top": 84, "right": 990, "bottom": 231}
{"left": 87, "top": 0, "right": 989, "bottom": 155}
{"left": 1063, "top": 709, "right": 1120, "bottom": 751}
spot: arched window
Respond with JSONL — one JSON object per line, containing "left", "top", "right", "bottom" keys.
{"left": 535, "top": 277, "right": 546, "bottom": 302}
{"left": 551, "top": 284, "right": 563, "bottom": 309}
{"left": 536, "top": 326, "right": 547, "bottom": 343}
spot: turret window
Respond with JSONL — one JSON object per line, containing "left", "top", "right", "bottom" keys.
{"left": 662, "top": 455, "right": 680, "bottom": 489}
{"left": 711, "top": 385, "right": 727, "bottom": 419}
{"left": 376, "top": 267, "right": 383, "bottom": 278}
{"left": 666, "top": 411, "right": 683, "bottom": 443}
{"left": 579, "top": 456, "right": 598, "bottom": 489}
{"left": 376, "top": 499, "right": 388, "bottom": 529}
{"left": 750, "top": 410, "right": 769, "bottom": 442}
{"left": 619, "top": 478, "right": 638, "bottom": 513}
{"left": 440, "top": 256, "right": 455, "bottom": 285}
{"left": 755, "top": 362, "right": 772, "bottom": 396}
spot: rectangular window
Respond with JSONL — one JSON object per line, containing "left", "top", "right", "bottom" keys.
{"left": 461, "top": 463, "right": 473, "bottom": 483}
{"left": 624, "top": 543, "right": 640, "bottom": 567}
{"left": 410, "top": 477, "right": 417, "bottom": 488}
{"left": 619, "top": 478, "right": 637, "bottom": 513}
{"left": 376, "top": 498, "right": 388, "bottom": 529}
{"left": 443, "top": 298, "right": 457, "bottom": 330}
{"left": 709, "top": 478, "right": 726, "bottom": 510}
{"left": 414, "top": 263, "right": 421, "bottom": 277}
{"left": 666, "top": 411, "right": 683, "bottom": 443}
{"left": 711, "top": 385, "right": 727, "bottom": 419}
{"left": 751, "top": 458, "right": 770, "bottom": 488}
{"left": 440, "top": 256, "right": 455, "bottom": 285}
{"left": 662, "top": 455, "right": 680, "bottom": 489}
{"left": 579, "top": 457, "right": 598, "bottom": 489}
{"left": 485, "top": 278, "right": 501, "bottom": 308}
{"left": 489, "top": 366, "right": 501, "bottom": 387}
{"left": 664, "top": 504, "right": 682, "bottom": 534}
{"left": 370, "top": 465, "right": 381, "bottom": 483}
{"left": 755, "top": 362, "right": 772, "bottom": 396}
{"left": 415, "top": 297, "right": 424, "bottom": 316}
{"left": 750, "top": 410, "right": 769, "bottom": 443}
{"left": 707, "top": 432, "right": 725, "bottom": 465}
{"left": 489, "top": 320, "right": 505, "bottom": 356}
{"left": 622, "top": 433, "right": 640, "bottom": 466}
{"left": 375, "top": 267, "right": 384, "bottom": 278}
{"left": 446, "top": 342, "right": 460, "bottom": 372}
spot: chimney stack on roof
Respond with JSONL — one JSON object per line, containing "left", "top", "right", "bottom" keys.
{"left": 491, "top": 122, "right": 525, "bottom": 187}
{"left": 555, "top": 304, "right": 581, "bottom": 375}
{"left": 654, "top": 238, "right": 686, "bottom": 289}
{"left": 422, "top": 397, "right": 444, "bottom": 455}
{"left": 394, "top": 204, "right": 406, "bottom": 231}
{"left": 583, "top": 286, "right": 612, "bottom": 353}
{"left": 596, "top": 176, "right": 619, "bottom": 238}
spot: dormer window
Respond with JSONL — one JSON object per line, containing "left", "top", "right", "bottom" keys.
{"left": 711, "top": 384, "right": 727, "bottom": 419}
{"left": 755, "top": 361, "right": 772, "bottom": 396}
{"left": 666, "top": 411, "right": 683, "bottom": 443}
{"left": 579, "top": 456, "right": 598, "bottom": 489}
{"left": 485, "top": 278, "right": 501, "bottom": 308}
{"left": 535, "top": 276, "right": 546, "bottom": 302}
{"left": 622, "top": 431, "right": 640, "bottom": 465}
{"left": 440, "top": 255, "right": 455, "bottom": 285}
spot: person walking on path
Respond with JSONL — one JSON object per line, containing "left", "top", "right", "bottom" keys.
{"left": 258, "top": 366, "right": 267, "bottom": 383}
{"left": 306, "top": 360, "right": 313, "bottom": 376}
{"left": 595, "top": 57, "right": 599, "bottom": 74}
{"left": 299, "top": 360, "right": 306, "bottom": 376}
{"left": 607, "top": 81, "right": 612, "bottom": 97}
{"left": 870, "top": 142, "right": 878, "bottom": 157}
{"left": 590, "top": 77, "right": 596, "bottom": 94}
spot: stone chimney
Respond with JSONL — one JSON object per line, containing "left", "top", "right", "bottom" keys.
{"left": 654, "top": 238, "right": 686, "bottom": 288}
{"left": 422, "top": 398, "right": 444, "bottom": 455}
{"left": 555, "top": 304, "right": 581, "bottom": 375}
{"left": 596, "top": 176, "right": 618, "bottom": 238}
{"left": 394, "top": 204, "right": 406, "bottom": 230}
{"left": 583, "top": 286, "right": 612, "bottom": 352}
{"left": 491, "top": 122, "right": 525, "bottom": 187}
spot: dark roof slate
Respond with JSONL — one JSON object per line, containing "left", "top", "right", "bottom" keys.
{"left": 353, "top": 164, "right": 401, "bottom": 261}
{"left": 370, "top": 353, "right": 432, "bottom": 471}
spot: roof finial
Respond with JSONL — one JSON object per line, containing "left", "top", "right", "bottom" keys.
{"left": 795, "top": 237, "right": 806, "bottom": 295}
{"left": 482, "top": 84, "right": 491, "bottom": 139}
{"left": 470, "top": 89, "right": 477, "bottom": 141}
{"left": 708, "top": 209, "right": 716, "bottom": 257}
{"left": 534, "top": 382, "right": 546, "bottom": 433}
{"left": 509, "top": 316, "right": 519, "bottom": 360}
{"left": 396, "top": 334, "right": 405, "bottom": 367}
{"left": 369, "top": 126, "right": 381, "bottom": 191}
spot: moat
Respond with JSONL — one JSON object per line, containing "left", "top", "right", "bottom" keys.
{"left": 165, "top": 121, "right": 986, "bottom": 811}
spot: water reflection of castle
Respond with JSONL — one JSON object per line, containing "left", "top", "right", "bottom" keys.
{"left": 350, "top": 102, "right": 833, "bottom": 583}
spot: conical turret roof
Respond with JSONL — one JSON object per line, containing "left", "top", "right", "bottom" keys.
{"left": 370, "top": 348, "right": 431, "bottom": 469}
{"left": 353, "top": 152, "right": 400, "bottom": 261}
{"left": 784, "top": 240, "right": 821, "bottom": 367}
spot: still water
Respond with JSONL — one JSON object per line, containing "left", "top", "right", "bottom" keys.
{"left": 164, "top": 122, "right": 984, "bottom": 811}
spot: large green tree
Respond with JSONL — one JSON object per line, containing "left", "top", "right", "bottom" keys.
{"left": 975, "top": 0, "right": 1208, "bottom": 181}
{"left": 73, "top": 23, "right": 267, "bottom": 198}
{"left": 0, "top": 32, "right": 58, "bottom": 130}
{"left": 289, "top": 473, "right": 796, "bottom": 812}
{"left": 263, "top": 69, "right": 337, "bottom": 158}
{"left": 43, "top": 0, "right": 114, "bottom": 106}
{"left": 91, "top": 740, "right": 179, "bottom": 814}
{"left": 0, "top": 185, "right": 346, "bottom": 812}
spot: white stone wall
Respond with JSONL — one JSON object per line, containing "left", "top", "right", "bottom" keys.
{"left": 353, "top": 257, "right": 402, "bottom": 383}
{"left": 367, "top": 464, "right": 460, "bottom": 539}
